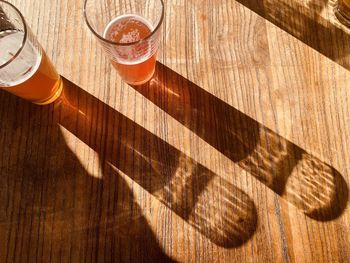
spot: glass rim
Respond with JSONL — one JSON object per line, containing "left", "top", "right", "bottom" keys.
{"left": 83, "top": 0, "right": 164, "bottom": 46}
{"left": 0, "top": 0, "right": 27, "bottom": 69}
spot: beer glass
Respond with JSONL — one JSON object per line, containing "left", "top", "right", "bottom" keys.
{"left": 84, "top": 0, "right": 164, "bottom": 85}
{"left": 0, "top": 1, "right": 62, "bottom": 105}
{"left": 336, "top": 0, "right": 350, "bottom": 26}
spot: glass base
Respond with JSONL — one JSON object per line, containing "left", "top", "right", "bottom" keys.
{"left": 34, "top": 77, "right": 63, "bottom": 105}
{"left": 126, "top": 67, "right": 155, "bottom": 86}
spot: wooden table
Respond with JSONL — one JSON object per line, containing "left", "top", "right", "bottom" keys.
{"left": 1, "top": 0, "right": 349, "bottom": 262}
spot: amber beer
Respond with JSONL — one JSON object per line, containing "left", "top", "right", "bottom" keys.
{"left": 104, "top": 15, "right": 157, "bottom": 85}
{"left": 0, "top": 31, "right": 62, "bottom": 104}
{"left": 84, "top": 0, "right": 164, "bottom": 85}
{"left": 337, "top": 0, "right": 350, "bottom": 24}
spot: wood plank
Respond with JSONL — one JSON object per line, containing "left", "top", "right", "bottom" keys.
{"left": 1, "top": 0, "right": 349, "bottom": 262}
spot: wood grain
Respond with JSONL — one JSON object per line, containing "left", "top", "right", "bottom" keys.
{"left": 1, "top": 0, "right": 350, "bottom": 262}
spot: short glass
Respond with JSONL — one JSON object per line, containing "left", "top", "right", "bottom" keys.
{"left": 0, "top": 1, "right": 62, "bottom": 105}
{"left": 84, "top": 0, "right": 164, "bottom": 85}
{"left": 336, "top": 0, "right": 350, "bottom": 26}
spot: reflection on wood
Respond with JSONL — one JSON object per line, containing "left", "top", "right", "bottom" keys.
{"left": 58, "top": 78, "right": 257, "bottom": 248}
{"left": 284, "top": 153, "right": 348, "bottom": 220}
{"left": 133, "top": 62, "right": 348, "bottom": 221}
{"left": 158, "top": 155, "right": 257, "bottom": 247}
{"left": 240, "top": 128, "right": 348, "bottom": 220}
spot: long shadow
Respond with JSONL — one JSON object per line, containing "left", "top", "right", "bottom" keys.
{"left": 132, "top": 62, "right": 349, "bottom": 221}
{"left": 235, "top": 0, "right": 350, "bottom": 71}
{"left": 55, "top": 78, "right": 257, "bottom": 248}
{"left": 0, "top": 91, "right": 176, "bottom": 262}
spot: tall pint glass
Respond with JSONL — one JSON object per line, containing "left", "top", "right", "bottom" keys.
{"left": 0, "top": 1, "right": 62, "bottom": 105}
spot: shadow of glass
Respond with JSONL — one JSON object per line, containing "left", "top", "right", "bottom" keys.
{"left": 56, "top": 77, "right": 257, "bottom": 248}
{"left": 235, "top": 0, "right": 350, "bottom": 71}
{"left": 0, "top": 92, "right": 176, "bottom": 262}
{"left": 131, "top": 62, "right": 348, "bottom": 221}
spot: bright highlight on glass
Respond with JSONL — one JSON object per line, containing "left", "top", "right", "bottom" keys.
{"left": 84, "top": 0, "right": 164, "bottom": 85}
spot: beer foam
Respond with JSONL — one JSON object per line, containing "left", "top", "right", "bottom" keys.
{"left": 0, "top": 31, "right": 41, "bottom": 87}
{"left": 119, "top": 27, "right": 141, "bottom": 43}
{"left": 103, "top": 14, "right": 154, "bottom": 65}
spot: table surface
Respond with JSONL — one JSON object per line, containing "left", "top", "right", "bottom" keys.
{"left": 1, "top": 0, "right": 350, "bottom": 262}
